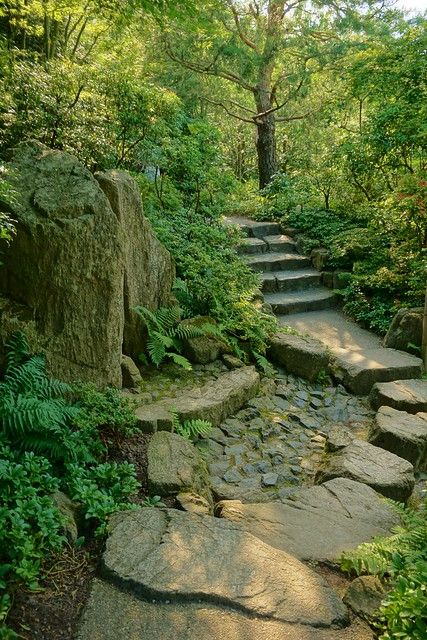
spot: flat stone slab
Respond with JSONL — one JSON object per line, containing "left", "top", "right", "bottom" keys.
{"left": 135, "top": 366, "right": 260, "bottom": 430}
{"left": 268, "top": 332, "right": 330, "bottom": 382}
{"left": 315, "top": 440, "right": 415, "bottom": 502}
{"left": 369, "top": 379, "right": 427, "bottom": 414}
{"left": 281, "top": 310, "right": 422, "bottom": 395}
{"left": 102, "top": 508, "right": 348, "bottom": 628}
{"left": 217, "top": 478, "right": 399, "bottom": 563}
{"left": 331, "top": 347, "right": 422, "bottom": 396}
{"left": 147, "top": 431, "right": 212, "bottom": 504}
{"left": 78, "top": 580, "right": 374, "bottom": 640}
{"left": 369, "top": 406, "right": 427, "bottom": 471}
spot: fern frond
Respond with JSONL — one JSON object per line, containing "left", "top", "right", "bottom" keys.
{"left": 166, "top": 352, "right": 192, "bottom": 370}
{"left": 156, "top": 306, "right": 182, "bottom": 333}
{"left": 174, "top": 323, "right": 206, "bottom": 340}
{"left": 252, "top": 351, "right": 276, "bottom": 377}
{"left": 175, "top": 419, "right": 212, "bottom": 440}
{"left": 5, "top": 332, "right": 30, "bottom": 371}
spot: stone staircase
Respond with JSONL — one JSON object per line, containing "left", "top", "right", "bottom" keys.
{"left": 227, "top": 216, "right": 423, "bottom": 395}
{"left": 235, "top": 219, "right": 337, "bottom": 316}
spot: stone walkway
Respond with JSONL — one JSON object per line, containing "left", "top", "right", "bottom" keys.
{"left": 228, "top": 216, "right": 423, "bottom": 395}
{"left": 77, "top": 218, "right": 427, "bottom": 640}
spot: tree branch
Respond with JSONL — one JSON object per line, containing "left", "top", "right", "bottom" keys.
{"left": 203, "top": 98, "right": 257, "bottom": 124}
{"left": 227, "top": 2, "right": 260, "bottom": 54}
{"left": 164, "top": 41, "right": 256, "bottom": 92}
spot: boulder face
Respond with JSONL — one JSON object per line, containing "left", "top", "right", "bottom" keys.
{"left": 383, "top": 307, "right": 423, "bottom": 353}
{"left": 96, "top": 170, "right": 175, "bottom": 359}
{"left": 0, "top": 142, "right": 174, "bottom": 386}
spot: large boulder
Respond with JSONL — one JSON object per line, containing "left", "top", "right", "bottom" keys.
{"left": 368, "top": 406, "right": 427, "bottom": 471}
{"left": 383, "top": 307, "right": 423, "bottom": 353}
{"left": 147, "top": 431, "right": 212, "bottom": 508}
{"left": 315, "top": 440, "right": 415, "bottom": 502}
{"left": 102, "top": 508, "right": 348, "bottom": 628}
{"left": 0, "top": 142, "right": 174, "bottom": 385}
{"left": 217, "top": 478, "right": 399, "bottom": 563}
{"left": 96, "top": 170, "right": 175, "bottom": 359}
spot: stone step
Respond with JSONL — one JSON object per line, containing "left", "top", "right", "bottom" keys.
{"left": 134, "top": 366, "right": 260, "bottom": 431}
{"left": 282, "top": 310, "right": 423, "bottom": 395}
{"left": 237, "top": 237, "right": 267, "bottom": 255}
{"left": 245, "top": 252, "right": 311, "bottom": 272}
{"left": 101, "top": 509, "right": 348, "bottom": 627}
{"left": 369, "top": 379, "right": 427, "bottom": 413}
{"left": 217, "top": 478, "right": 399, "bottom": 563}
{"left": 262, "top": 269, "right": 322, "bottom": 293}
{"left": 368, "top": 406, "right": 427, "bottom": 472}
{"left": 263, "top": 234, "right": 297, "bottom": 253}
{"left": 78, "top": 582, "right": 374, "bottom": 640}
{"left": 315, "top": 439, "right": 415, "bottom": 502}
{"left": 266, "top": 289, "right": 337, "bottom": 315}
{"left": 247, "top": 221, "right": 282, "bottom": 239}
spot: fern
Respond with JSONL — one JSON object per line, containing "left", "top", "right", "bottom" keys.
{"left": 169, "top": 409, "right": 212, "bottom": 440}
{"left": 0, "top": 332, "right": 83, "bottom": 463}
{"left": 134, "top": 304, "right": 226, "bottom": 370}
{"left": 252, "top": 351, "right": 276, "bottom": 377}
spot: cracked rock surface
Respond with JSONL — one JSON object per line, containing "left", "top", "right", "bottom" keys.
{"left": 101, "top": 508, "right": 348, "bottom": 628}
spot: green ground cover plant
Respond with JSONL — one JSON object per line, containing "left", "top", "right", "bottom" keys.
{"left": 341, "top": 500, "right": 427, "bottom": 640}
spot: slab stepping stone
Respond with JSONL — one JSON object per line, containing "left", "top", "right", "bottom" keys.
{"left": 315, "top": 440, "right": 415, "bottom": 502}
{"left": 217, "top": 478, "right": 399, "bottom": 563}
{"left": 78, "top": 580, "right": 374, "bottom": 640}
{"left": 147, "top": 432, "right": 212, "bottom": 506}
{"left": 135, "top": 366, "right": 260, "bottom": 430}
{"left": 369, "top": 379, "right": 427, "bottom": 414}
{"left": 101, "top": 508, "right": 348, "bottom": 628}
{"left": 368, "top": 406, "right": 427, "bottom": 471}
{"left": 331, "top": 347, "right": 422, "bottom": 396}
{"left": 268, "top": 332, "right": 330, "bottom": 382}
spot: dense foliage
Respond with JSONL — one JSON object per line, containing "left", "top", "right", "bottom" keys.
{"left": 0, "top": 335, "right": 140, "bottom": 631}
{"left": 341, "top": 500, "right": 427, "bottom": 640}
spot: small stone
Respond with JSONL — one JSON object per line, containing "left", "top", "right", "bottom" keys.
{"left": 256, "top": 460, "right": 272, "bottom": 474}
{"left": 310, "top": 397, "right": 323, "bottom": 409}
{"left": 121, "top": 355, "right": 142, "bottom": 389}
{"left": 176, "top": 492, "right": 212, "bottom": 515}
{"left": 223, "top": 468, "right": 244, "bottom": 484}
{"left": 325, "top": 425, "right": 354, "bottom": 453}
{"left": 344, "top": 576, "right": 387, "bottom": 619}
{"left": 262, "top": 472, "right": 279, "bottom": 487}
{"left": 222, "top": 354, "right": 245, "bottom": 369}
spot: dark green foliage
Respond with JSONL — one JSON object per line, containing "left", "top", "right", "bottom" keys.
{"left": 0, "top": 445, "right": 65, "bottom": 591}
{"left": 0, "top": 333, "right": 83, "bottom": 463}
{"left": 341, "top": 501, "right": 427, "bottom": 639}
{"left": 134, "top": 304, "right": 223, "bottom": 370}
{"left": 0, "top": 336, "right": 140, "bottom": 621}
{"left": 71, "top": 383, "right": 138, "bottom": 458}
{"left": 65, "top": 462, "right": 139, "bottom": 536}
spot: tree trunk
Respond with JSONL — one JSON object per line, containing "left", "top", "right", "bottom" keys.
{"left": 422, "top": 284, "right": 427, "bottom": 370}
{"left": 256, "top": 114, "right": 276, "bottom": 189}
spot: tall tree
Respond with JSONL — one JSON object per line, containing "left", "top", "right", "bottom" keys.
{"left": 163, "top": 0, "right": 391, "bottom": 188}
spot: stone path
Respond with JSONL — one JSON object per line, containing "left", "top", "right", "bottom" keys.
{"left": 77, "top": 217, "right": 427, "bottom": 639}
{"left": 229, "top": 216, "right": 423, "bottom": 395}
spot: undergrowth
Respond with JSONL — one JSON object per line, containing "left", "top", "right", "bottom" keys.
{"left": 341, "top": 500, "right": 427, "bottom": 640}
{"left": 0, "top": 334, "right": 141, "bottom": 633}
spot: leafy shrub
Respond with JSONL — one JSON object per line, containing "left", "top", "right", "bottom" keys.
{"left": 65, "top": 462, "right": 139, "bottom": 536}
{"left": 341, "top": 501, "right": 427, "bottom": 640}
{"left": 0, "top": 335, "right": 140, "bottom": 613}
{"left": 72, "top": 383, "right": 138, "bottom": 457}
{"left": 0, "top": 445, "right": 65, "bottom": 591}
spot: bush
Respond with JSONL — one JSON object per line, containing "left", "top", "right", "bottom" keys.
{"left": 341, "top": 501, "right": 427, "bottom": 640}
{"left": 0, "top": 336, "right": 140, "bottom": 609}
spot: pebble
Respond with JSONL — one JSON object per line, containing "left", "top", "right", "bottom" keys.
{"left": 262, "top": 472, "right": 279, "bottom": 487}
